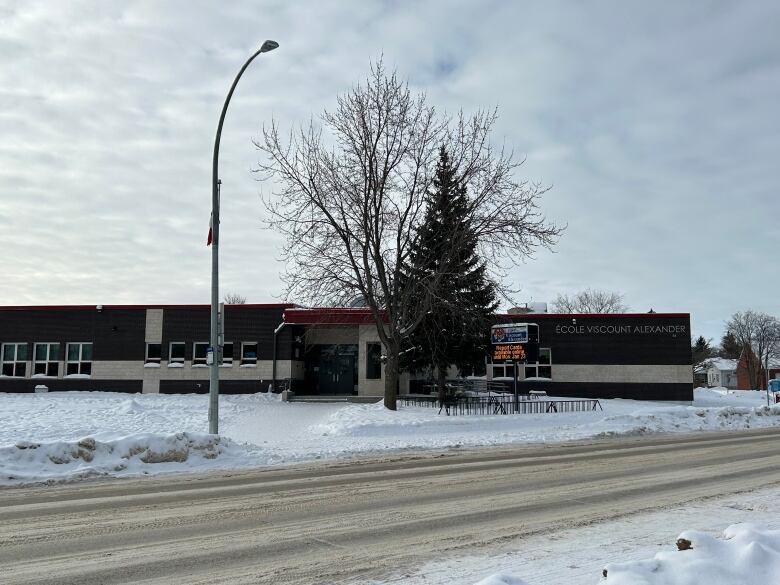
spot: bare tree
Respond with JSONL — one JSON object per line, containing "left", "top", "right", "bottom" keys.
{"left": 727, "top": 310, "right": 780, "bottom": 389}
{"left": 224, "top": 292, "right": 247, "bottom": 304}
{"left": 255, "top": 62, "right": 561, "bottom": 409}
{"left": 550, "top": 289, "right": 629, "bottom": 313}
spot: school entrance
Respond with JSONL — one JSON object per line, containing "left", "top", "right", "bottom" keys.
{"left": 304, "top": 344, "right": 358, "bottom": 395}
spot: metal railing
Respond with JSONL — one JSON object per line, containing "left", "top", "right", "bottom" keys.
{"left": 400, "top": 394, "right": 602, "bottom": 415}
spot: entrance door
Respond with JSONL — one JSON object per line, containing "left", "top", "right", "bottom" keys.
{"left": 317, "top": 346, "right": 356, "bottom": 394}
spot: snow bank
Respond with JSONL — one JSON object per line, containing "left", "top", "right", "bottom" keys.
{"left": 602, "top": 524, "right": 780, "bottom": 584}
{"left": 1, "top": 388, "right": 779, "bottom": 485}
{"left": 0, "top": 432, "right": 247, "bottom": 484}
{"left": 469, "top": 524, "right": 780, "bottom": 585}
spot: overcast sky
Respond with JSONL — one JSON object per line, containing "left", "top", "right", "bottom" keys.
{"left": 1, "top": 1, "right": 778, "bottom": 342}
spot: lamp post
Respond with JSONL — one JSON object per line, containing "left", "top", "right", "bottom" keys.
{"left": 209, "top": 40, "right": 279, "bottom": 435}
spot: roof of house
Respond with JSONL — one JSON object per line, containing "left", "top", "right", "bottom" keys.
{"left": 707, "top": 358, "right": 738, "bottom": 372}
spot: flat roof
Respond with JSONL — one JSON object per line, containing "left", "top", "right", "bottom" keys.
{"left": 0, "top": 303, "right": 297, "bottom": 312}
{"left": 284, "top": 309, "right": 689, "bottom": 325}
{"left": 497, "top": 313, "right": 689, "bottom": 319}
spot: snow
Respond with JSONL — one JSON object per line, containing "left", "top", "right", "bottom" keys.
{"left": 2, "top": 386, "right": 780, "bottom": 583}
{"left": 706, "top": 358, "right": 738, "bottom": 372}
{"left": 601, "top": 524, "right": 780, "bottom": 585}
{"left": 377, "top": 489, "right": 780, "bottom": 585}
{"left": 0, "top": 387, "right": 778, "bottom": 486}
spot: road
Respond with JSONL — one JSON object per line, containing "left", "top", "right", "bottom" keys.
{"left": 2, "top": 428, "right": 780, "bottom": 585}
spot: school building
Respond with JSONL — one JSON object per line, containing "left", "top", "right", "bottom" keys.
{"left": 0, "top": 304, "right": 693, "bottom": 402}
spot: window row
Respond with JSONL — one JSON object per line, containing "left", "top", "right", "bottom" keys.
{"left": 144, "top": 342, "right": 259, "bottom": 366}
{"left": 1, "top": 342, "right": 92, "bottom": 377}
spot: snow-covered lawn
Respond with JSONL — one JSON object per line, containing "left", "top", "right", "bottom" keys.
{"left": 1, "top": 387, "right": 778, "bottom": 485}
{"left": 2, "top": 387, "right": 780, "bottom": 584}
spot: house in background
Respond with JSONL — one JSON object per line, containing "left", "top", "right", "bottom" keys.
{"left": 706, "top": 358, "right": 738, "bottom": 389}
{"left": 708, "top": 352, "right": 780, "bottom": 391}
{"left": 734, "top": 350, "right": 780, "bottom": 391}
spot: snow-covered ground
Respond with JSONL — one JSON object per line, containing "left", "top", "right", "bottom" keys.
{"left": 1, "top": 387, "right": 778, "bottom": 485}
{"left": 377, "top": 488, "right": 780, "bottom": 585}
{"left": 2, "top": 386, "right": 780, "bottom": 584}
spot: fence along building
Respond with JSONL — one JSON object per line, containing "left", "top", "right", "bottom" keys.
{"left": 0, "top": 305, "right": 693, "bottom": 402}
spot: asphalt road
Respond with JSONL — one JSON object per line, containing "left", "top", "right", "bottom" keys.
{"left": 2, "top": 428, "right": 780, "bottom": 585}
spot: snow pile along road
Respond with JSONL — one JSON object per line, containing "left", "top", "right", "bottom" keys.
{"left": 0, "top": 387, "right": 779, "bottom": 485}
{"left": 601, "top": 523, "right": 780, "bottom": 584}
{"left": 471, "top": 524, "right": 780, "bottom": 585}
{"left": 0, "top": 432, "right": 246, "bottom": 484}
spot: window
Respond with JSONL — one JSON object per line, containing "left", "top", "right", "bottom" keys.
{"left": 241, "top": 342, "right": 258, "bottom": 366}
{"left": 193, "top": 342, "right": 209, "bottom": 366}
{"left": 66, "top": 342, "right": 92, "bottom": 376}
{"left": 492, "top": 363, "right": 515, "bottom": 379}
{"left": 145, "top": 343, "right": 161, "bottom": 364}
{"left": 220, "top": 342, "right": 233, "bottom": 366}
{"left": 366, "top": 343, "right": 382, "bottom": 379}
{"left": 169, "top": 342, "right": 185, "bottom": 365}
{"left": 34, "top": 343, "right": 60, "bottom": 376}
{"left": 525, "top": 348, "right": 552, "bottom": 379}
{"left": 2, "top": 343, "right": 28, "bottom": 377}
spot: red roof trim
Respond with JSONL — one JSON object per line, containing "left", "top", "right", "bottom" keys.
{"left": 283, "top": 309, "right": 690, "bottom": 325}
{"left": 0, "top": 303, "right": 297, "bottom": 312}
{"left": 283, "top": 308, "right": 383, "bottom": 325}
{"left": 496, "top": 313, "right": 689, "bottom": 320}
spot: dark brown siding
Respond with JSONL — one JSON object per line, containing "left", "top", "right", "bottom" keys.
{"left": 498, "top": 315, "right": 692, "bottom": 366}
{"left": 159, "top": 380, "right": 271, "bottom": 394}
{"left": 491, "top": 381, "right": 692, "bottom": 401}
{"left": 0, "top": 379, "right": 141, "bottom": 393}
{"left": 0, "top": 308, "right": 146, "bottom": 361}
{"left": 161, "top": 306, "right": 291, "bottom": 360}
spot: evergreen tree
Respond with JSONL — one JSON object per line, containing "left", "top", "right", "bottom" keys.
{"left": 719, "top": 331, "right": 742, "bottom": 359}
{"left": 691, "top": 335, "right": 715, "bottom": 369}
{"left": 401, "top": 146, "right": 499, "bottom": 391}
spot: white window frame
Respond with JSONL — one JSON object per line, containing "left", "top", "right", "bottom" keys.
{"left": 145, "top": 343, "right": 162, "bottom": 364}
{"left": 241, "top": 342, "right": 258, "bottom": 366}
{"left": 2, "top": 342, "right": 28, "bottom": 377}
{"left": 65, "top": 342, "right": 93, "bottom": 376}
{"left": 192, "top": 342, "right": 209, "bottom": 366}
{"left": 220, "top": 341, "right": 234, "bottom": 367}
{"left": 168, "top": 342, "right": 186, "bottom": 365}
{"left": 33, "top": 342, "right": 60, "bottom": 377}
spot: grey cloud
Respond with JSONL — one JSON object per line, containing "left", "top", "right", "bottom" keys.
{"left": 1, "top": 0, "right": 778, "bottom": 341}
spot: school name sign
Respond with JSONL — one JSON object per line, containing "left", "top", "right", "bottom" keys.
{"left": 554, "top": 324, "right": 687, "bottom": 335}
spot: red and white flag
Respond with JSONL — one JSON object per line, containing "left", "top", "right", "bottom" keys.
{"left": 206, "top": 213, "right": 213, "bottom": 246}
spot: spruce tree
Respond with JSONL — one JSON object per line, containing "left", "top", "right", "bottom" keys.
{"left": 719, "top": 331, "right": 742, "bottom": 359}
{"left": 691, "top": 335, "right": 715, "bottom": 369}
{"left": 401, "top": 146, "right": 498, "bottom": 392}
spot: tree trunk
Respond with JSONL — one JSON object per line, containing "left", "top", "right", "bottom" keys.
{"left": 436, "top": 366, "right": 446, "bottom": 396}
{"left": 384, "top": 348, "right": 399, "bottom": 410}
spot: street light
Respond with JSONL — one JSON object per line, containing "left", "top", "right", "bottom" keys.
{"left": 209, "top": 40, "right": 279, "bottom": 434}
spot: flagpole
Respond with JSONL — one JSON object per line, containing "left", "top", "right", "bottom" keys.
{"left": 209, "top": 40, "right": 279, "bottom": 435}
